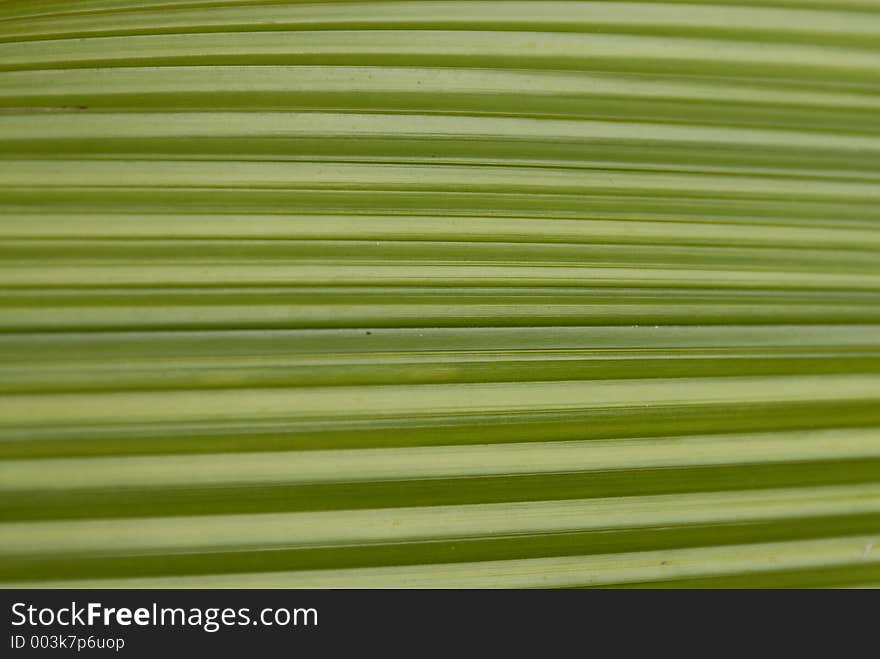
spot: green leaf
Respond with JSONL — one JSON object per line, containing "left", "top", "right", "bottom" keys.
{"left": 1, "top": 0, "right": 879, "bottom": 588}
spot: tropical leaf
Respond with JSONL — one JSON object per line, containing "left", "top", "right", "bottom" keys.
{"left": 1, "top": 0, "right": 879, "bottom": 588}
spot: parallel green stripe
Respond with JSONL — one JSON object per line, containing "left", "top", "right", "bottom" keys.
{"left": 4, "top": 195, "right": 879, "bottom": 232}
{"left": 4, "top": 325, "right": 880, "bottom": 358}
{"left": 4, "top": 112, "right": 879, "bottom": 157}
{"left": 4, "top": 113, "right": 880, "bottom": 183}
{"left": 4, "top": 344, "right": 880, "bottom": 393}
{"left": 3, "top": 301, "right": 880, "bottom": 333}
{"left": 4, "top": 1, "right": 880, "bottom": 27}
{"left": 3, "top": 1, "right": 880, "bottom": 44}
{"left": 3, "top": 484, "right": 879, "bottom": 558}
{"left": 13, "top": 534, "right": 872, "bottom": 589}
{"left": 2, "top": 374, "right": 879, "bottom": 428}
{"left": 5, "top": 397, "right": 880, "bottom": 458}
{"left": 2, "top": 0, "right": 879, "bottom": 589}
{"left": 5, "top": 240, "right": 880, "bottom": 271}
{"left": 3, "top": 265, "right": 880, "bottom": 290}
{"left": 5, "top": 66, "right": 879, "bottom": 116}
{"left": 2, "top": 31, "right": 879, "bottom": 84}
{"left": 4, "top": 160, "right": 880, "bottom": 202}
{"left": 4, "top": 427, "right": 879, "bottom": 492}
{"left": 2, "top": 214, "right": 879, "bottom": 247}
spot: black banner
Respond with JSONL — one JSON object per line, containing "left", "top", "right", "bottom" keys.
{"left": 1, "top": 589, "right": 874, "bottom": 656}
